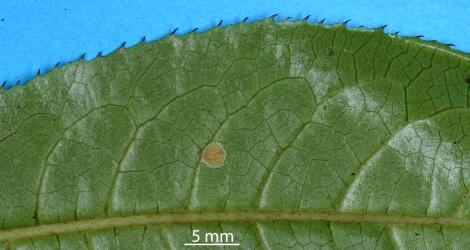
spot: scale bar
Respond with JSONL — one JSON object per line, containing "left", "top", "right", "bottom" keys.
{"left": 184, "top": 243, "right": 240, "bottom": 246}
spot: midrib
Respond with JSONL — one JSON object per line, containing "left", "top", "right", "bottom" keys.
{"left": 1, "top": 210, "right": 470, "bottom": 242}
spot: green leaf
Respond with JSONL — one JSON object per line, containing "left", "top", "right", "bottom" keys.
{"left": 1, "top": 18, "right": 470, "bottom": 249}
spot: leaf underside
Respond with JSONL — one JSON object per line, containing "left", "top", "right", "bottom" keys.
{"left": 1, "top": 19, "right": 470, "bottom": 249}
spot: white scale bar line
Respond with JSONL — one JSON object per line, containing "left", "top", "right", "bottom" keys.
{"left": 184, "top": 243, "right": 240, "bottom": 246}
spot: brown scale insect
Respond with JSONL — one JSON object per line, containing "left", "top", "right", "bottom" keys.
{"left": 201, "top": 142, "right": 225, "bottom": 168}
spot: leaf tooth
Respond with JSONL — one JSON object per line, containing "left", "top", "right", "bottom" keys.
{"left": 269, "top": 13, "right": 279, "bottom": 21}
{"left": 303, "top": 15, "right": 311, "bottom": 21}
{"left": 242, "top": 17, "right": 249, "bottom": 23}
{"left": 342, "top": 19, "right": 351, "bottom": 25}
{"left": 217, "top": 20, "right": 223, "bottom": 27}
{"left": 319, "top": 18, "right": 326, "bottom": 24}
{"left": 378, "top": 24, "right": 388, "bottom": 31}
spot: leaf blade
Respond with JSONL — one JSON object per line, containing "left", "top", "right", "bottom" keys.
{"left": 1, "top": 19, "right": 470, "bottom": 248}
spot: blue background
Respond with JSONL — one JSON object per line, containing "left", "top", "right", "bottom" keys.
{"left": 1, "top": 0, "right": 469, "bottom": 88}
